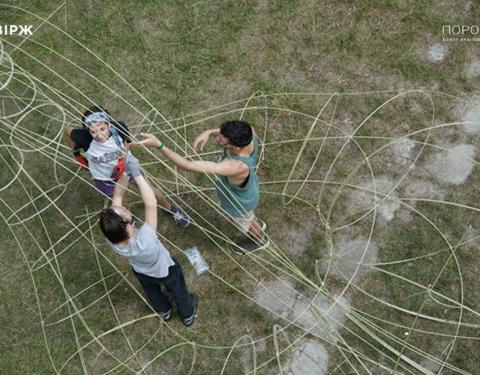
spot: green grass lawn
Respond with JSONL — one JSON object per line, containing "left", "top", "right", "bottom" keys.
{"left": 0, "top": 1, "right": 479, "bottom": 374}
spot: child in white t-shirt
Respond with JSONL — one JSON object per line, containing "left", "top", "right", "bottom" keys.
{"left": 64, "top": 106, "right": 189, "bottom": 228}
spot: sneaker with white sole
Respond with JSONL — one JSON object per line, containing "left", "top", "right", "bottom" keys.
{"left": 170, "top": 205, "right": 190, "bottom": 228}
{"left": 159, "top": 309, "right": 172, "bottom": 321}
{"left": 182, "top": 294, "right": 198, "bottom": 327}
{"left": 231, "top": 235, "right": 270, "bottom": 255}
{"left": 259, "top": 220, "right": 267, "bottom": 231}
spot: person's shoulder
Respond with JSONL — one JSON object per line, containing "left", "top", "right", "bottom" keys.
{"left": 138, "top": 223, "right": 157, "bottom": 238}
{"left": 132, "top": 224, "right": 158, "bottom": 250}
{"left": 221, "top": 158, "right": 249, "bottom": 175}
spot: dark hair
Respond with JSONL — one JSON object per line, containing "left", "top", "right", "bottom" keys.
{"left": 81, "top": 106, "right": 117, "bottom": 129}
{"left": 99, "top": 208, "right": 129, "bottom": 244}
{"left": 220, "top": 120, "right": 253, "bottom": 147}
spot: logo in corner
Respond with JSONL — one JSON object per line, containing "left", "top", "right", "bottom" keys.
{"left": 0, "top": 25, "right": 34, "bottom": 36}
{"left": 442, "top": 25, "right": 480, "bottom": 42}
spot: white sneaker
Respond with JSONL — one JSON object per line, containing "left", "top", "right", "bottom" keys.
{"left": 260, "top": 220, "right": 267, "bottom": 231}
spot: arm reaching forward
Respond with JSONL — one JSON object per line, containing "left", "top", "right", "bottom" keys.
{"left": 131, "top": 133, "right": 248, "bottom": 178}
{"left": 134, "top": 174, "right": 157, "bottom": 231}
{"left": 124, "top": 152, "right": 158, "bottom": 231}
{"left": 111, "top": 174, "right": 129, "bottom": 207}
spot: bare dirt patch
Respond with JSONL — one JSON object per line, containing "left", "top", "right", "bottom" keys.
{"left": 276, "top": 217, "right": 317, "bottom": 258}
{"left": 327, "top": 234, "right": 378, "bottom": 283}
{"left": 422, "top": 43, "right": 449, "bottom": 64}
{"left": 397, "top": 178, "right": 446, "bottom": 222}
{"left": 392, "top": 137, "right": 416, "bottom": 166}
{"left": 452, "top": 96, "right": 480, "bottom": 134}
{"left": 464, "top": 61, "right": 480, "bottom": 79}
{"left": 403, "top": 178, "right": 446, "bottom": 200}
{"left": 254, "top": 277, "right": 350, "bottom": 342}
{"left": 347, "top": 176, "right": 401, "bottom": 224}
{"left": 460, "top": 102, "right": 480, "bottom": 134}
{"left": 422, "top": 143, "right": 476, "bottom": 185}
{"left": 286, "top": 339, "right": 329, "bottom": 375}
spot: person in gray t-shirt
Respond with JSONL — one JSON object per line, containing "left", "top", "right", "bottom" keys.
{"left": 99, "top": 155, "right": 198, "bottom": 326}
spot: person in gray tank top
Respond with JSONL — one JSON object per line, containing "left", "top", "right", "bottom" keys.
{"left": 132, "top": 120, "right": 269, "bottom": 254}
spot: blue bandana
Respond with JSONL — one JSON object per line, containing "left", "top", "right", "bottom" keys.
{"left": 84, "top": 112, "right": 110, "bottom": 125}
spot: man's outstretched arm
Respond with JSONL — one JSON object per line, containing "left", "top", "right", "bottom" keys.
{"left": 131, "top": 133, "right": 248, "bottom": 177}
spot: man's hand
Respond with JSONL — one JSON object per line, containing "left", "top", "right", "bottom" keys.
{"left": 125, "top": 154, "right": 142, "bottom": 177}
{"left": 131, "top": 133, "right": 162, "bottom": 148}
{"left": 192, "top": 130, "right": 212, "bottom": 152}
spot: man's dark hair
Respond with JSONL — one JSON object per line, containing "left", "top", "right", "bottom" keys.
{"left": 99, "top": 208, "right": 129, "bottom": 244}
{"left": 220, "top": 120, "right": 253, "bottom": 147}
